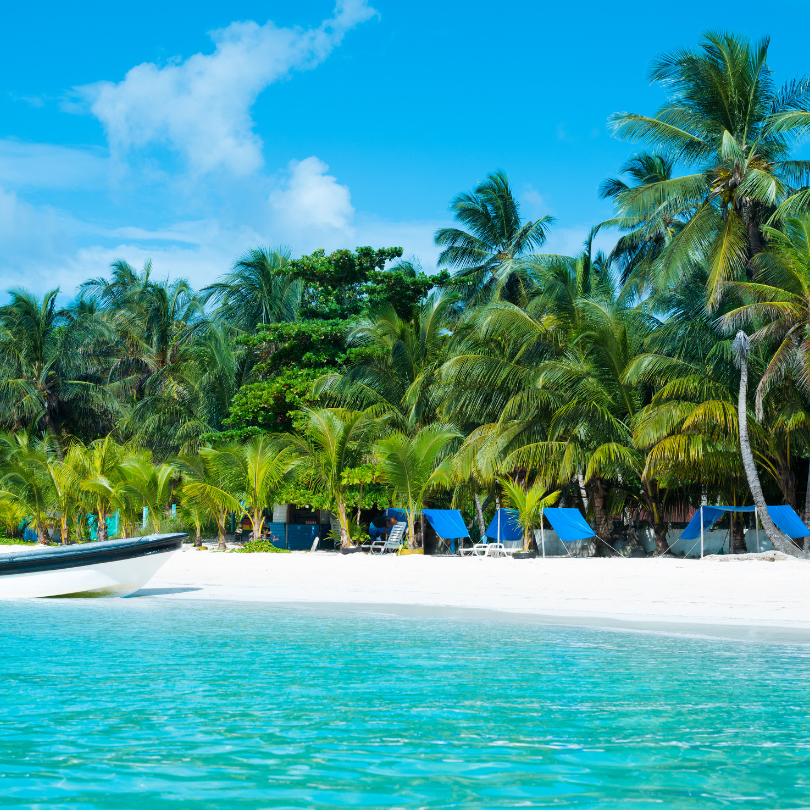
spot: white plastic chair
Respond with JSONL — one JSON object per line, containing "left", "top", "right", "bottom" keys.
{"left": 370, "top": 521, "right": 406, "bottom": 555}
{"left": 470, "top": 541, "right": 507, "bottom": 557}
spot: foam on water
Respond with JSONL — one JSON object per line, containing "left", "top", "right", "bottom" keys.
{"left": 2, "top": 598, "right": 809, "bottom": 808}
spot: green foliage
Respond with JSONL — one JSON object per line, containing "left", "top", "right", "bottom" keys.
{"left": 230, "top": 538, "right": 291, "bottom": 553}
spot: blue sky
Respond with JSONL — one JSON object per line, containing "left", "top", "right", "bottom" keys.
{"left": 2, "top": 0, "right": 809, "bottom": 297}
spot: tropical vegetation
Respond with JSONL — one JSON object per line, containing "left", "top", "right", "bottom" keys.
{"left": 2, "top": 32, "right": 809, "bottom": 557}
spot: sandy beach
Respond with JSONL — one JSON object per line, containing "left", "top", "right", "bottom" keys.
{"left": 126, "top": 546, "right": 810, "bottom": 638}
{"left": 4, "top": 543, "right": 809, "bottom": 638}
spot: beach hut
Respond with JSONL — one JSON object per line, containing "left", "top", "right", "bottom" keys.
{"left": 677, "top": 504, "right": 809, "bottom": 558}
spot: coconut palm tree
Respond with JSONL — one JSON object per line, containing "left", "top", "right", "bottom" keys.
{"left": 282, "top": 408, "right": 382, "bottom": 547}
{"left": 218, "top": 435, "right": 298, "bottom": 542}
{"left": 316, "top": 291, "right": 458, "bottom": 428}
{"left": 610, "top": 32, "right": 810, "bottom": 308}
{"left": 597, "top": 153, "right": 684, "bottom": 295}
{"left": 499, "top": 477, "right": 560, "bottom": 552}
{"left": 733, "top": 331, "right": 805, "bottom": 557}
{"left": 118, "top": 451, "right": 178, "bottom": 535}
{"left": 0, "top": 433, "right": 54, "bottom": 543}
{"left": 202, "top": 247, "right": 301, "bottom": 332}
{"left": 375, "top": 424, "right": 459, "bottom": 549}
{"left": 434, "top": 170, "right": 554, "bottom": 302}
{"left": 75, "top": 435, "right": 127, "bottom": 542}
{"left": 0, "top": 289, "right": 113, "bottom": 436}
{"left": 177, "top": 448, "right": 240, "bottom": 550}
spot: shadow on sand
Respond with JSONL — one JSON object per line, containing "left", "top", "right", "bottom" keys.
{"left": 131, "top": 587, "right": 203, "bottom": 597}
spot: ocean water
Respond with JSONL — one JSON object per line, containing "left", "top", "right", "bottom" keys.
{"left": 1, "top": 600, "right": 809, "bottom": 809}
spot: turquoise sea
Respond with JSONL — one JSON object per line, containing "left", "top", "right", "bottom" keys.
{"left": 1, "top": 599, "right": 809, "bottom": 809}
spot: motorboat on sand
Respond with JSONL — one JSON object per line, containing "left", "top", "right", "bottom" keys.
{"left": 0, "top": 533, "right": 186, "bottom": 598}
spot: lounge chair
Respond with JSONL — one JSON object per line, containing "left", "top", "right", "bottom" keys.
{"left": 370, "top": 522, "right": 406, "bottom": 555}
{"left": 469, "top": 541, "right": 507, "bottom": 557}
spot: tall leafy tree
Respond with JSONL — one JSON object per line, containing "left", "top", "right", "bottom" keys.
{"left": 375, "top": 424, "right": 459, "bottom": 548}
{"left": 202, "top": 247, "right": 301, "bottom": 332}
{"left": 434, "top": 170, "right": 554, "bottom": 302}
{"left": 610, "top": 32, "right": 810, "bottom": 308}
{"left": 0, "top": 289, "right": 113, "bottom": 437}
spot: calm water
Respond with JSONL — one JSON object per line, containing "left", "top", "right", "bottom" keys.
{"left": 1, "top": 599, "right": 809, "bottom": 809}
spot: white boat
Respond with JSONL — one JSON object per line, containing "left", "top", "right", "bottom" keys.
{"left": 0, "top": 534, "right": 185, "bottom": 598}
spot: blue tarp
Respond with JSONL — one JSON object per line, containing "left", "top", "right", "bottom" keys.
{"left": 769, "top": 505, "right": 810, "bottom": 538}
{"left": 422, "top": 509, "right": 469, "bottom": 539}
{"left": 544, "top": 508, "right": 597, "bottom": 543}
{"left": 369, "top": 508, "right": 409, "bottom": 539}
{"left": 484, "top": 508, "right": 523, "bottom": 542}
{"left": 681, "top": 504, "right": 810, "bottom": 540}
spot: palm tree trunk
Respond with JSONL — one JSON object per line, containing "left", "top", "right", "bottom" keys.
{"left": 252, "top": 509, "right": 264, "bottom": 543}
{"left": 577, "top": 472, "right": 590, "bottom": 513}
{"left": 216, "top": 515, "right": 227, "bottom": 550}
{"left": 97, "top": 510, "right": 108, "bottom": 542}
{"left": 589, "top": 477, "right": 612, "bottom": 556}
{"left": 474, "top": 493, "right": 487, "bottom": 539}
{"left": 734, "top": 331, "right": 805, "bottom": 558}
{"left": 804, "top": 461, "right": 810, "bottom": 554}
{"left": 336, "top": 501, "right": 351, "bottom": 547}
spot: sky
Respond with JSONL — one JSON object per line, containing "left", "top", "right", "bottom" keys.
{"left": 2, "top": 0, "right": 810, "bottom": 298}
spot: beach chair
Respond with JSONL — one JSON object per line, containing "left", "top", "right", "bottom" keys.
{"left": 370, "top": 521, "right": 406, "bottom": 555}
{"left": 470, "top": 541, "right": 507, "bottom": 557}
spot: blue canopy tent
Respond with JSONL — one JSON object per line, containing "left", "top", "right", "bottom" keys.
{"left": 484, "top": 508, "right": 522, "bottom": 543}
{"left": 681, "top": 504, "right": 809, "bottom": 557}
{"left": 422, "top": 509, "right": 469, "bottom": 554}
{"left": 484, "top": 507, "right": 598, "bottom": 556}
{"left": 543, "top": 508, "right": 597, "bottom": 557}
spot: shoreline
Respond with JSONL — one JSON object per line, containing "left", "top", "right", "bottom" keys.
{"left": 145, "top": 548, "right": 810, "bottom": 641}
{"left": 4, "top": 543, "right": 810, "bottom": 641}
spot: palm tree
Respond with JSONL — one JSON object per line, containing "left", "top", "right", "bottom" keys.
{"left": 177, "top": 449, "right": 240, "bottom": 550}
{"left": 119, "top": 451, "right": 177, "bottom": 534}
{"left": 375, "top": 424, "right": 459, "bottom": 549}
{"left": 434, "top": 170, "right": 554, "bottom": 302}
{"left": 0, "top": 289, "right": 112, "bottom": 436}
{"left": 733, "top": 331, "right": 805, "bottom": 557}
{"left": 43, "top": 443, "right": 82, "bottom": 544}
{"left": 499, "top": 477, "right": 560, "bottom": 552}
{"left": 219, "top": 435, "right": 298, "bottom": 542}
{"left": 0, "top": 433, "right": 54, "bottom": 543}
{"left": 316, "top": 291, "right": 458, "bottom": 428}
{"left": 202, "top": 247, "right": 301, "bottom": 332}
{"left": 610, "top": 32, "right": 810, "bottom": 308}
{"left": 75, "top": 436, "right": 127, "bottom": 542}
{"left": 282, "top": 408, "right": 382, "bottom": 547}
{"left": 597, "top": 153, "right": 683, "bottom": 295}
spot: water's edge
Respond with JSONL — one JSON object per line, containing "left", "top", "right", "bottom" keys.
{"left": 132, "top": 591, "right": 810, "bottom": 645}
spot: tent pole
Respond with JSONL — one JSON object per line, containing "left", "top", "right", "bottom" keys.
{"left": 541, "top": 507, "right": 546, "bottom": 558}
{"left": 700, "top": 507, "right": 704, "bottom": 559}
{"left": 497, "top": 508, "right": 500, "bottom": 548}
{"left": 755, "top": 507, "right": 760, "bottom": 553}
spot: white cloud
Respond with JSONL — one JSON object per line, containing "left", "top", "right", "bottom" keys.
{"left": 269, "top": 156, "right": 355, "bottom": 236}
{"left": 0, "top": 140, "right": 107, "bottom": 189}
{"left": 77, "top": 0, "right": 377, "bottom": 175}
{"left": 0, "top": 186, "right": 76, "bottom": 289}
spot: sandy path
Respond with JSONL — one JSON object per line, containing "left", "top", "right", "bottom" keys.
{"left": 142, "top": 549, "right": 810, "bottom": 633}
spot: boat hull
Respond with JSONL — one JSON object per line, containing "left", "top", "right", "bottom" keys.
{"left": 0, "top": 534, "right": 186, "bottom": 598}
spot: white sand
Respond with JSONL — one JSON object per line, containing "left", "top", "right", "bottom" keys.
{"left": 140, "top": 548, "right": 810, "bottom": 635}
{"left": 4, "top": 543, "right": 808, "bottom": 636}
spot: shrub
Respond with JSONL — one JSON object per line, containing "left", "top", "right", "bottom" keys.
{"left": 231, "top": 538, "right": 291, "bottom": 554}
